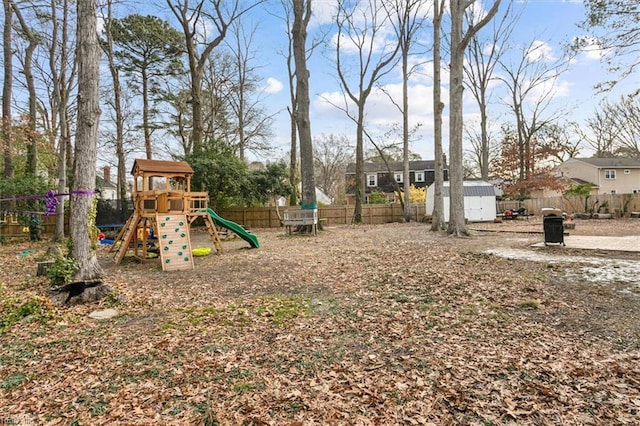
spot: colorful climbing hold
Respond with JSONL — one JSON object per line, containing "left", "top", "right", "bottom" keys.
{"left": 180, "top": 233, "right": 186, "bottom": 237}
{"left": 160, "top": 223, "right": 165, "bottom": 227}
{"left": 169, "top": 240, "right": 173, "bottom": 244}
{"left": 183, "top": 257, "right": 189, "bottom": 262}
{"left": 165, "top": 217, "right": 170, "bottom": 221}
{"left": 175, "top": 228, "right": 180, "bottom": 232}
{"left": 179, "top": 221, "right": 184, "bottom": 226}
{"left": 165, "top": 259, "right": 170, "bottom": 263}
{"left": 178, "top": 251, "right": 183, "bottom": 256}
{"left": 164, "top": 246, "right": 169, "bottom": 251}
{"left": 182, "top": 245, "right": 187, "bottom": 249}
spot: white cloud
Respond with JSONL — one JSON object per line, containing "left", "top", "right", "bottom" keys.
{"left": 574, "top": 36, "right": 608, "bottom": 61}
{"left": 264, "top": 77, "right": 284, "bottom": 94}
{"left": 526, "top": 40, "right": 556, "bottom": 63}
{"left": 310, "top": 1, "right": 337, "bottom": 27}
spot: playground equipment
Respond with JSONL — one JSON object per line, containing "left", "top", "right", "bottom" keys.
{"left": 111, "top": 159, "right": 258, "bottom": 271}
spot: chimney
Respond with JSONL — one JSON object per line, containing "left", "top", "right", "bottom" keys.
{"left": 102, "top": 166, "right": 111, "bottom": 184}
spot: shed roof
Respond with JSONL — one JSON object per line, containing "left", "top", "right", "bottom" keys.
{"left": 131, "top": 159, "right": 194, "bottom": 176}
{"left": 434, "top": 181, "right": 497, "bottom": 197}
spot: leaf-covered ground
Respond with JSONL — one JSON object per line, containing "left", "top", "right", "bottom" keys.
{"left": 1, "top": 219, "right": 639, "bottom": 425}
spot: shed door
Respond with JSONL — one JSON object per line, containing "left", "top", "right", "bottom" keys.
{"left": 465, "top": 196, "right": 483, "bottom": 222}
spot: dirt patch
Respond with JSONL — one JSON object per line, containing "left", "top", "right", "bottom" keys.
{"left": 1, "top": 220, "right": 639, "bottom": 424}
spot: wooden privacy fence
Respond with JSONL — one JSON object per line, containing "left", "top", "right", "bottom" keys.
{"left": 497, "top": 194, "right": 640, "bottom": 216}
{"left": 0, "top": 213, "right": 69, "bottom": 237}
{"left": 218, "top": 204, "right": 427, "bottom": 229}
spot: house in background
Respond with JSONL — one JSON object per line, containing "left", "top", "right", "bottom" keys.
{"left": 556, "top": 158, "right": 640, "bottom": 195}
{"left": 345, "top": 160, "right": 448, "bottom": 204}
{"left": 96, "top": 166, "right": 118, "bottom": 200}
{"left": 425, "top": 180, "right": 497, "bottom": 222}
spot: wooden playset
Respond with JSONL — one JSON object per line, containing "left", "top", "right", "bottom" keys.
{"left": 111, "top": 159, "right": 223, "bottom": 271}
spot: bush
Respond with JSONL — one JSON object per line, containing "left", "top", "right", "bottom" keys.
{"left": 368, "top": 192, "right": 390, "bottom": 204}
{"left": 0, "top": 296, "right": 55, "bottom": 334}
{"left": 47, "top": 255, "right": 77, "bottom": 286}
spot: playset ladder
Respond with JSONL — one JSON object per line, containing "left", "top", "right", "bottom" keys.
{"left": 156, "top": 214, "right": 194, "bottom": 271}
{"left": 203, "top": 214, "right": 223, "bottom": 253}
{"left": 112, "top": 212, "right": 141, "bottom": 264}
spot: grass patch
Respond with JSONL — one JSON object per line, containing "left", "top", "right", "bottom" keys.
{"left": 255, "top": 296, "right": 310, "bottom": 326}
{"left": 0, "top": 295, "right": 56, "bottom": 334}
{"left": 1, "top": 372, "right": 27, "bottom": 389}
{"left": 518, "top": 300, "right": 539, "bottom": 310}
{"left": 233, "top": 380, "right": 265, "bottom": 394}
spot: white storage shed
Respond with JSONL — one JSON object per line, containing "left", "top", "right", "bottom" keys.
{"left": 425, "top": 180, "right": 497, "bottom": 222}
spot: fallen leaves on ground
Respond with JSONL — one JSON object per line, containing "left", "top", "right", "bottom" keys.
{"left": 1, "top": 219, "right": 639, "bottom": 425}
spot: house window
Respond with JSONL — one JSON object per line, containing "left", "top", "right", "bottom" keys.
{"left": 624, "top": 169, "right": 631, "bottom": 175}
{"left": 415, "top": 172, "right": 425, "bottom": 182}
{"left": 604, "top": 169, "right": 616, "bottom": 179}
{"left": 394, "top": 172, "right": 403, "bottom": 183}
{"left": 366, "top": 174, "right": 377, "bottom": 187}
{"left": 611, "top": 190, "right": 616, "bottom": 195}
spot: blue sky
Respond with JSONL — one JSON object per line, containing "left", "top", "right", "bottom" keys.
{"left": 220, "top": 0, "right": 637, "bottom": 163}
{"left": 120, "top": 0, "right": 638, "bottom": 163}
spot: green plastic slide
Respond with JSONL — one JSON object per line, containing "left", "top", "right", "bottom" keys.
{"left": 205, "top": 208, "right": 259, "bottom": 248}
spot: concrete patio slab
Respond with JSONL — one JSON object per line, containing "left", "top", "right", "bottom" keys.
{"left": 532, "top": 235, "right": 640, "bottom": 252}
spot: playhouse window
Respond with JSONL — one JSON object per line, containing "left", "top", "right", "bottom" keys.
{"left": 367, "top": 174, "right": 377, "bottom": 187}
{"left": 394, "top": 172, "right": 403, "bottom": 183}
{"left": 415, "top": 172, "right": 425, "bottom": 182}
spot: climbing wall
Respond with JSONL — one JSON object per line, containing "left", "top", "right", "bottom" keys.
{"left": 156, "top": 214, "right": 194, "bottom": 271}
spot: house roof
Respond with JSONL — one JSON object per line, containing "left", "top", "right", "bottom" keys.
{"left": 569, "top": 157, "right": 640, "bottom": 168}
{"left": 131, "top": 159, "right": 194, "bottom": 176}
{"left": 346, "top": 160, "right": 442, "bottom": 174}
{"left": 96, "top": 175, "right": 116, "bottom": 189}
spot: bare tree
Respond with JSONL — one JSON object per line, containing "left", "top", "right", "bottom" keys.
{"left": 464, "top": 117, "right": 500, "bottom": 176}
{"left": 333, "top": 0, "right": 400, "bottom": 223}
{"left": 313, "top": 134, "right": 353, "bottom": 203}
{"left": 430, "top": 0, "right": 446, "bottom": 231}
{"left": 463, "top": 2, "right": 519, "bottom": 180}
{"left": 226, "top": 21, "right": 274, "bottom": 161}
{"left": 12, "top": 1, "right": 39, "bottom": 176}
{"left": 167, "top": 0, "right": 263, "bottom": 154}
{"left": 580, "top": 106, "right": 619, "bottom": 157}
{"left": 71, "top": 0, "right": 103, "bottom": 280}
{"left": 49, "top": 0, "right": 76, "bottom": 241}
{"left": 100, "top": 0, "right": 127, "bottom": 220}
{"left": 448, "top": 0, "right": 501, "bottom": 236}
{"left": 606, "top": 96, "right": 640, "bottom": 158}
{"left": 382, "top": 0, "right": 429, "bottom": 222}
{"left": 273, "top": 0, "right": 325, "bottom": 206}
{"left": 497, "top": 38, "right": 570, "bottom": 189}
{"left": 292, "top": 0, "right": 317, "bottom": 212}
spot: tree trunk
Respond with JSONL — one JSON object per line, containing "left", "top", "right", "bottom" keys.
{"left": 72, "top": 0, "right": 104, "bottom": 281}
{"left": 447, "top": 0, "right": 500, "bottom": 236}
{"left": 401, "top": 39, "right": 411, "bottom": 222}
{"left": 2, "top": 0, "right": 13, "bottom": 178}
{"left": 292, "top": 0, "right": 317, "bottom": 216}
{"left": 447, "top": 0, "right": 469, "bottom": 236}
{"left": 102, "top": 0, "right": 128, "bottom": 222}
{"left": 288, "top": 112, "right": 299, "bottom": 206}
{"left": 12, "top": 2, "right": 38, "bottom": 176}
{"left": 431, "top": 0, "right": 446, "bottom": 231}
{"left": 354, "top": 108, "right": 365, "bottom": 223}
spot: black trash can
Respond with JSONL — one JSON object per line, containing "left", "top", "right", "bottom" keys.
{"left": 543, "top": 216, "right": 565, "bottom": 246}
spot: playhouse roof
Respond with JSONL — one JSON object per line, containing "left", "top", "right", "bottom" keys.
{"left": 131, "top": 159, "right": 194, "bottom": 177}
